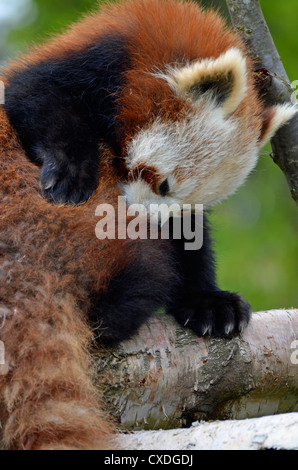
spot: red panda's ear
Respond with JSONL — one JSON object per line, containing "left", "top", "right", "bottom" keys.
{"left": 258, "top": 104, "right": 297, "bottom": 148}
{"left": 158, "top": 48, "right": 247, "bottom": 115}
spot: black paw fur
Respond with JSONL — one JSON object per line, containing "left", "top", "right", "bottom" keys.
{"left": 169, "top": 291, "right": 251, "bottom": 337}
{"left": 40, "top": 152, "right": 99, "bottom": 205}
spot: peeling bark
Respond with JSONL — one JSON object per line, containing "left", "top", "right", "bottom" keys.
{"left": 95, "top": 309, "right": 298, "bottom": 430}
{"left": 226, "top": 0, "right": 298, "bottom": 204}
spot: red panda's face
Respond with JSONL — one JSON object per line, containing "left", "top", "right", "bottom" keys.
{"left": 122, "top": 100, "right": 259, "bottom": 213}
{"left": 120, "top": 48, "right": 296, "bottom": 216}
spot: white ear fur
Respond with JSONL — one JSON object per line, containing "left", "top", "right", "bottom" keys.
{"left": 157, "top": 48, "right": 248, "bottom": 115}
{"left": 258, "top": 103, "right": 298, "bottom": 148}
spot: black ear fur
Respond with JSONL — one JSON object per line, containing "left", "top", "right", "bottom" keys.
{"left": 4, "top": 35, "right": 129, "bottom": 204}
{"left": 187, "top": 70, "right": 234, "bottom": 105}
{"left": 159, "top": 48, "right": 248, "bottom": 115}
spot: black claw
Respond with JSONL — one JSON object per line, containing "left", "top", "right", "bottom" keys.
{"left": 168, "top": 291, "right": 252, "bottom": 338}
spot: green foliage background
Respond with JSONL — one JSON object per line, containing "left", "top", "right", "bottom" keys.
{"left": 4, "top": 0, "right": 298, "bottom": 311}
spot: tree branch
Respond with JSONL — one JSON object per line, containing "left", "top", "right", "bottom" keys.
{"left": 121, "top": 413, "right": 298, "bottom": 450}
{"left": 96, "top": 309, "right": 298, "bottom": 430}
{"left": 226, "top": 0, "right": 298, "bottom": 204}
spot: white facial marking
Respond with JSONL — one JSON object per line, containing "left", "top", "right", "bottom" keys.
{"left": 123, "top": 97, "right": 260, "bottom": 209}
{"left": 121, "top": 47, "right": 297, "bottom": 212}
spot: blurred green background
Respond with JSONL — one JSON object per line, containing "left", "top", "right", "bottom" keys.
{"left": 0, "top": 0, "right": 297, "bottom": 311}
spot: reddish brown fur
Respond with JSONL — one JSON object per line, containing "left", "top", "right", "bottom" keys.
{"left": 0, "top": 0, "right": 278, "bottom": 450}
{"left": 0, "top": 108, "right": 113, "bottom": 449}
{"left": 131, "top": 164, "right": 162, "bottom": 193}
{"left": 5, "top": 0, "right": 264, "bottom": 149}
{"left": 259, "top": 107, "right": 277, "bottom": 143}
{"left": 112, "top": 0, "right": 263, "bottom": 146}
{"left": 0, "top": 106, "right": 172, "bottom": 449}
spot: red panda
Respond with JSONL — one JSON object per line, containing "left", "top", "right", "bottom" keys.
{"left": 0, "top": 0, "right": 296, "bottom": 450}
{"left": 3, "top": 0, "right": 295, "bottom": 208}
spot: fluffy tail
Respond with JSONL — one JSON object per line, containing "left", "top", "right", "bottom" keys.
{"left": 0, "top": 274, "right": 115, "bottom": 450}
{"left": 0, "top": 105, "right": 115, "bottom": 449}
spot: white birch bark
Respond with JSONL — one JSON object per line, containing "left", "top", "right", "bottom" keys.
{"left": 96, "top": 310, "right": 298, "bottom": 430}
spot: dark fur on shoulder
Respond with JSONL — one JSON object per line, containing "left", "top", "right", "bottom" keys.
{"left": 4, "top": 35, "right": 128, "bottom": 204}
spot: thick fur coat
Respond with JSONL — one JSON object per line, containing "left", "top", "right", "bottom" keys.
{"left": 0, "top": 0, "right": 296, "bottom": 450}
{"left": 0, "top": 108, "right": 179, "bottom": 449}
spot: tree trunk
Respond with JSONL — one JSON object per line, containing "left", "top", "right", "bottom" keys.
{"left": 225, "top": 0, "right": 298, "bottom": 205}
{"left": 95, "top": 309, "right": 298, "bottom": 430}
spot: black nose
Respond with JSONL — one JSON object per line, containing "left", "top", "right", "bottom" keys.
{"left": 159, "top": 179, "right": 170, "bottom": 197}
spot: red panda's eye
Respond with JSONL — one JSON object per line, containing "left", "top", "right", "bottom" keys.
{"left": 159, "top": 179, "right": 170, "bottom": 197}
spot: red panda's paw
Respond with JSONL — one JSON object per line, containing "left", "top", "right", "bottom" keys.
{"left": 40, "top": 152, "right": 99, "bottom": 205}
{"left": 169, "top": 291, "right": 251, "bottom": 338}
